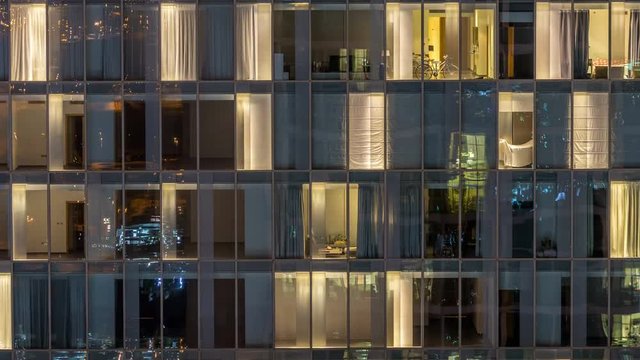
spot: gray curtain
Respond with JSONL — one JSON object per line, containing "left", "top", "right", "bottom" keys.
{"left": 275, "top": 184, "right": 305, "bottom": 258}
{"left": 629, "top": 10, "right": 640, "bottom": 76}
{"left": 51, "top": 276, "right": 86, "bottom": 349}
{"left": 573, "top": 10, "right": 590, "bottom": 79}
{"left": 13, "top": 274, "right": 48, "bottom": 349}
{"left": 560, "top": 10, "right": 572, "bottom": 79}
{"left": 356, "top": 184, "right": 383, "bottom": 258}
{"left": 123, "top": 5, "right": 158, "bottom": 80}
{"left": 50, "top": 5, "right": 84, "bottom": 80}
{"left": 86, "top": 4, "right": 121, "bottom": 80}
{"left": 199, "top": 4, "right": 234, "bottom": 80}
{"left": 400, "top": 182, "right": 421, "bottom": 258}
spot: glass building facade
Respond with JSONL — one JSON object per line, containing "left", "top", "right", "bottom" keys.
{"left": 0, "top": 0, "right": 637, "bottom": 359}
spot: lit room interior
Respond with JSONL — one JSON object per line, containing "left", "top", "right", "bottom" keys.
{"left": 573, "top": 3, "right": 610, "bottom": 79}
{"left": 386, "top": 271, "right": 421, "bottom": 348}
{"left": 424, "top": 3, "right": 459, "bottom": 79}
{"left": 236, "top": 3, "right": 272, "bottom": 81}
{"left": 573, "top": 91, "right": 609, "bottom": 169}
{"left": 536, "top": 2, "right": 571, "bottom": 79}
{"left": 461, "top": 4, "right": 495, "bottom": 79}
{"left": 611, "top": 181, "right": 640, "bottom": 258}
{"left": 161, "top": 183, "right": 198, "bottom": 259}
{"left": 498, "top": 92, "right": 534, "bottom": 169}
{"left": 236, "top": 93, "right": 272, "bottom": 170}
{"left": 10, "top": 3, "right": 46, "bottom": 81}
{"left": 48, "top": 94, "right": 85, "bottom": 171}
{"left": 12, "top": 96, "right": 47, "bottom": 170}
{"left": 12, "top": 184, "right": 48, "bottom": 260}
{"left": 160, "top": 3, "right": 196, "bottom": 81}
{"left": 275, "top": 272, "right": 310, "bottom": 348}
{"left": 349, "top": 93, "right": 384, "bottom": 170}
{"left": 611, "top": 2, "right": 640, "bottom": 78}
{"left": 385, "top": 3, "right": 421, "bottom": 80}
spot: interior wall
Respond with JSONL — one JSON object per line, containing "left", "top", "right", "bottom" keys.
{"left": 12, "top": 98, "right": 46, "bottom": 168}
{"left": 589, "top": 9, "right": 609, "bottom": 62}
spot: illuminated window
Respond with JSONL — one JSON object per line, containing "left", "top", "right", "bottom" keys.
{"left": 574, "top": 3, "right": 609, "bottom": 79}
{"left": 312, "top": 271, "right": 347, "bottom": 347}
{"left": 236, "top": 4, "right": 272, "bottom": 80}
{"left": 0, "top": 273, "right": 10, "bottom": 349}
{"left": 424, "top": 3, "right": 459, "bottom": 80}
{"left": 536, "top": 2, "right": 571, "bottom": 79}
{"left": 12, "top": 95, "right": 47, "bottom": 171}
{"left": 385, "top": 3, "right": 421, "bottom": 80}
{"left": 236, "top": 93, "right": 272, "bottom": 170}
{"left": 161, "top": 180, "right": 198, "bottom": 260}
{"left": 274, "top": 272, "right": 310, "bottom": 348}
{"left": 48, "top": 94, "right": 85, "bottom": 171}
{"left": 461, "top": 3, "right": 495, "bottom": 79}
{"left": 611, "top": 2, "right": 640, "bottom": 78}
{"left": 160, "top": 3, "right": 196, "bottom": 81}
{"left": 386, "top": 270, "right": 421, "bottom": 347}
{"left": 12, "top": 183, "right": 48, "bottom": 260}
{"left": 349, "top": 92, "right": 384, "bottom": 170}
{"left": 573, "top": 89, "right": 609, "bottom": 169}
{"left": 498, "top": 90, "right": 533, "bottom": 169}
{"left": 10, "top": 3, "right": 46, "bottom": 81}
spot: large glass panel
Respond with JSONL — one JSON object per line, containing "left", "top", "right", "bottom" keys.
{"left": 611, "top": 2, "right": 640, "bottom": 79}
{"left": 461, "top": 82, "right": 496, "bottom": 169}
{"left": 312, "top": 83, "right": 347, "bottom": 169}
{"left": 161, "top": 174, "right": 197, "bottom": 260}
{"left": 311, "top": 3, "right": 347, "bottom": 80}
{"left": 385, "top": 3, "right": 421, "bottom": 80}
{"left": 236, "top": 3, "right": 272, "bottom": 81}
{"left": 461, "top": 171, "right": 496, "bottom": 258}
{"left": 10, "top": 3, "right": 46, "bottom": 81}
{"left": 237, "top": 173, "right": 272, "bottom": 259}
{"left": 123, "top": 1, "right": 158, "bottom": 81}
{"left": 48, "top": 93, "right": 85, "bottom": 171}
{"left": 423, "top": 261, "right": 459, "bottom": 347}
{"left": 573, "top": 3, "right": 609, "bottom": 79}
{"left": 50, "top": 177, "right": 86, "bottom": 260}
{"left": 123, "top": 173, "right": 160, "bottom": 260}
{"left": 274, "top": 173, "right": 309, "bottom": 259}
{"left": 535, "top": 81, "right": 571, "bottom": 169}
{"left": 238, "top": 262, "right": 273, "bottom": 348}
{"left": 386, "top": 263, "right": 421, "bottom": 348}
{"left": 311, "top": 271, "right": 347, "bottom": 347}
{"left": 610, "top": 172, "right": 640, "bottom": 258}
{"left": 311, "top": 174, "right": 347, "bottom": 259}
{"left": 350, "top": 172, "right": 383, "bottom": 258}
{"left": 535, "top": 261, "right": 570, "bottom": 347}
{"left": 573, "top": 171, "right": 608, "bottom": 258}
{"left": 349, "top": 88, "right": 384, "bottom": 170}
{"left": 274, "top": 83, "right": 309, "bottom": 170}
{"left": 198, "top": 1, "right": 233, "bottom": 80}
{"left": 160, "top": 3, "right": 196, "bottom": 81}
{"left": 461, "top": 261, "right": 496, "bottom": 346}
{"left": 535, "top": 172, "right": 571, "bottom": 258}
{"left": 423, "top": 3, "right": 459, "bottom": 80}
{"left": 498, "top": 0, "right": 533, "bottom": 79}
{"left": 198, "top": 174, "right": 235, "bottom": 260}
{"left": 12, "top": 95, "right": 47, "bottom": 170}
{"left": 124, "top": 84, "right": 160, "bottom": 170}
{"left": 573, "top": 84, "right": 609, "bottom": 169}
{"left": 86, "top": 84, "right": 122, "bottom": 170}
{"left": 424, "top": 172, "right": 459, "bottom": 258}
{"left": 349, "top": 265, "right": 385, "bottom": 347}
{"left": 386, "top": 172, "right": 421, "bottom": 258}
{"left": 612, "top": 81, "right": 640, "bottom": 167}
{"left": 51, "top": 262, "right": 86, "bottom": 349}
{"left": 348, "top": 1, "right": 384, "bottom": 80}
{"left": 0, "top": 272, "right": 10, "bottom": 349}
{"left": 87, "top": 173, "right": 122, "bottom": 260}
{"left": 13, "top": 263, "right": 48, "bottom": 349}
{"left": 124, "top": 262, "right": 161, "bottom": 350}
{"left": 535, "top": 2, "right": 571, "bottom": 79}
{"left": 499, "top": 261, "right": 534, "bottom": 347}
{"left": 274, "top": 2, "right": 310, "bottom": 80}
{"left": 88, "top": 262, "right": 123, "bottom": 349}
{"left": 573, "top": 261, "right": 607, "bottom": 347}
{"left": 611, "top": 260, "right": 640, "bottom": 346}
{"left": 208, "top": 262, "right": 236, "bottom": 348}
{"left": 498, "top": 88, "right": 533, "bottom": 169}
{"left": 274, "top": 269, "right": 310, "bottom": 348}
{"left": 163, "top": 262, "right": 198, "bottom": 349}
{"left": 86, "top": 0, "right": 121, "bottom": 80}
{"left": 12, "top": 183, "right": 48, "bottom": 260}
{"left": 48, "top": 0, "right": 84, "bottom": 81}
{"left": 387, "top": 82, "right": 420, "bottom": 169}
{"left": 199, "top": 91, "right": 234, "bottom": 170}
{"left": 498, "top": 171, "right": 534, "bottom": 258}
{"left": 424, "top": 82, "right": 459, "bottom": 169}
{"left": 161, "top": 91, "right": 197, "bottom": 170}
{"left": 236, "top": 92, "right": 272, "bottom": 170}
{"left": 461, "top": 2, "right": 496, "bottom": 79}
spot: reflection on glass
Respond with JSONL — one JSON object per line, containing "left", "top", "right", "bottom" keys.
{"left": 275, "top": 272, "right": 310, "bottom": 348}
{"left": 573, "top": 171, "right": 608, "bottom": 258}
{"left": 535, "top": 2, "right": 571, "bottom": 79}
{"left": 88, "top": 263, "right": 123, "bottom": 349}
{"left": 86, "top": 86, "right": 122, "bottom": 170}
{"left": 12, "top": 184, "right": 48, "bottom": 260}
{"left": 461, "top": 3, "right": 495, "bottom": 79}
{"left": 536, "top": 261, "right": 570, "bottom": 346}
{"left": 274, "top": 3, "right": 309, "bottom": 80}
{"left": 424, "top": 82, "right": 459, "bottom": 169}
{"left": 236, "top": 4, "right": 272, "bottom": 81}
{"left": 163, "top": 262, "right": 198, "bottom": 349}
{"left": 49, "top": 94, "right": 85, "bottom": 171}
{"left": 161, "top": 183, "right": 197, "bottom": 260}
{"left": 610, "top": 261, "right": 640, "bottom": 346}
{"left": 461, "top": 82, "right": 496, "bottom": 169}
{"left": 10, "top": 4, "right": 46, "bottom": 81}
{"left": 386, "top": 172, "right": 421, "bottom": 258}
{"left": 574, "top": 261, "right": 607, "bottom": 346}
{"left": 461, "top": 171, "right": 496, "bottom": 258}
{"left": 13, "top": 263, "right": 48, "bottom": 349}
{"left": 612, "top": 81, "right": 640, "bottom": 167}
{"left": 424, "top": 261, "right": 459, "bottom": 347}
{"left": 86, "top": 0, "right": 121, "bottom": 80}
{"left": 387, "top": 83, "right": 420, "bottom": 169}
{"left": 312, "top": 83, "right": 346, "bottom": 169}
{"left": 312, "top": 272, "right": 347, "bottom": 348}
{"left": 424, "top": 172, "right": 459, "bottom": 258}
{"left": 124, "top": 88, "right": 160, "bottom": 170}
{"left": 274, "top": 83, "right": 309, "bottom": 170}
{"left": 12, "top": 95, "right": 47, "bottom": 170}
{"left": 461, "top": 261, "right": 496, "bottom": 346}
{"left": 124, "top": 262, "right": 161, "bottom": 350}
{"left": 51, "top": 263, "right": 86, "bottom": 349}
{"left": 87, "top": 173, "right": 122, "bottom": 260}
{"left": 499, "top": 261, "right": 533, "bottom": 347}
{"left": 236, "top": 93, "right": 272, "bottom": 170}
{"left": 498, "top": 172, "right": 534, "bottom": 258}
{"left": 238, "top": 266, "right": 273, "bottom": 348}
{"left": 49, "top": 1, "right": 84, "bottom": 81}
{"left": 498, "top": 91, "right": 533, "bottom": 169}
{"left": 536, "top": 172, "right": 571, "bottom": 258}
{"left": 535, "top": 82, "right": 571, "bottom": 169}
{"left": 349, "top": 271, "right": 384, "bottom": 347}
{"left": 123, "top": 3, "right": 158, "bottom": 80}
{"left": 123, "top": 178, "right": 160, "bottom": 260}
{"left": 237, "top": 176, "right": 272, "bottom": 258}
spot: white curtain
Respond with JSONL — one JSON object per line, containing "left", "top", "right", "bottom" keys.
{"left": 161, "top": 4, "right": 196, "bottom": 80}
{"left": 0, "top": 274, "right": 10, "bottom": 349}
{"left": 536, "top": 4, "right": 571, "bottom": 79}
{"left": 573, "top": 92, "right": 608, "bottom": 169}
{"left": 349, "top": 93, "right": 384, "bottom": 170}
{"left": 236, "top": 4, "right": 272, "bottom": 80}
{"left": 236, "top": 93, "right": 272, "bottom": 170}
{"left": 386, "top": 4, "right": 415, "bottom": 80}
{"left": 611, "top": 181, "right": 640, "bottom": 258}
{"left": 10, "top": 4, "right": 46, "bottom": 81}
{"left": 48, "top": 94, "right": 64, "bottom": 170}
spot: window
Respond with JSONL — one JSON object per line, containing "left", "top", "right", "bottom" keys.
{"left": 124, "top": 84, "right": 160, "bottom": 170}
{"left": 612, "top": 81, "right": 640, "bottom": 167}
{"left": 161, "top": 90, "right": 197, "bottom": 170}
{"left": 0, "top": 92, "right": 8, "bottom": 170}
{"left": 387, "top": 82, "right": 420, "bottom": 169}
{"left": 461, "top": 261, "right": 496, "bottom": 346}
{"left": 86, "top": 0, "right": 121, "bottom": 80}
{"left": 385, "top": 3, "right": 421, "bottom": 80}
{"left": 498, "top": 0, "right": 533, "bottom": 79}
{"left": 574, "top": 260, "right": 607, "bottom": 346}
{"left": 535, "top": 172, "right": 571, "bottom": 258}
{"left": 50, "top": 175, "right": 86, "bottom": 260}
{"left": 498, "top": 172, "right": 534, "bottom": 258}
{"left": 424, "top": 82, "right": 460, "bottom": 169}
{"left": 349, "top": 173, "right": 384, "bottom": 259}
{"left": 238, "top": 263, "right": 273, "bottom": 348}
{"left": 312, "top": 83, "right": 346, "bottom": 169}
{"left": 124, "top": 261, "right": 161, "bottom": 349}
{"left": 0, "top": 270, "right": 10, "bottom": 350}
{"left": 349, "top": 268, "right": 384, "bottom": 347}
{"left": 461, "top": 171, "right": 497, "bottom": 258}
{"left": 424, "top": 172, "right": 459, "bottom": 258}
{"left": 535, "top": 2, "right": 571, "bottom": 79}
{"left": 236, "top": 92, "right": 272, "bottom": 170}
{"left": 199, "top": 88, "right": 235, "bottom": 170}
{"left": 312, "top": 270, "right": 347, "bottom": 347}
{"left": 610, "top": 175, "right": 640, "bottom": 258}
{"left": 160, "top": 3, "right": 196, "bottom": 81}
{"left": 573, "top": 84, "right": 609, "bottom": 169}
{"left": 498, "top": 88, "right": 533, "bottom": 169}
{"left": 86, "top": 84, "right": 122, "bottom": 170}
{"left": 10, "top": 3, "right": 46, "bottom": 81}
{"left": 274, "top": 173, "right": 309, "bottom": 259}
{"left": 348, "top": 2, "right": 384, "bottom": 80}
{"left": 274, "top": 2, "right": 310, "bottom": 80}
{"left": 88, "top": 263, "right": 123, "bottom": 349}
{"left": 573, "top": 171, "right": 608, "bottom": 258}
{"left": 198, "top": 1, "right": 233, "bottom": 80}
{"left": 123, "top": 174, "right": 160, "bottom": 260}
{"left": 536, "top": 261, "right": 570, "bottom": 347}
{"left": 274, "top": 271, "right": 310, "bottom": 348}
{"left": 48, "top": 93, "right": 85, "bottom": 171}
{"left": 237, "top": 173, "right": 272, "bottom": 259}
{"left": 274, "top": 83, "right": 309, "bottom": 170}
{"left": 573, "top": 3, "right": 609, "bottom": 79}
{"left": 13, "top": 263, "right": 48, "bottom": 349}
{"left": 535, "top": 81, "right": 571, "bottom": 168}
{"left": 198, "top": 173, "right": 235, "bottom": 259}
{"left": 161, "top": 175, "right": 197, "bottom": 260}
{"left": 386, "top": 265, "right": 421, "bottom": 347}
{"left": 610, "top": 261, "right": 640, "bottom": 346}
{"left": 163, "top": 262, "right": 198, "bottom": 349}
{"left": 612, "top": 2, "right": 640, "bottom": 79}
{"left": 236, "top": 3, "right": 272, "bottom": 81}
{"left": 48, "top": 0, "right": 84, "bottom": 81}
{"left": 423, "top": 3, "right": 459, "bottom": 80}
{"left": 12, "top": 183, "right": 48, "bottom": 260}
{"left": 87, "top": 173, "right": 123, "bottom": 260}
{"left": 310, "top": 175, "right": 347, "bottom": 259}
{"left": 123, "top": 1, "right": 158, "bottom": 81}
{"left": 386, "top": 172, "right": 421, "bottom": 258}
{"left": 424, "top": 261, "right": 459, "bottom": 346}
{"left": 311, "top": 3, "right": 347, "bottom": 80}
{"left": 348, "top": 90, "right": 384, "bottom": 170}
{"left": 51, "top": 262, "right": 86, "bottom": 349}
{"left": 461, "top": 82, "right": 496, "bottom": 169}
{"left": 12, "top": 95, "right": 47, "bottom": 170}
{"left": 461, "top": 2, "right": 495, "bottom": 79}
{"left": 499, "top": 261, "right": 534, "bottom": 347}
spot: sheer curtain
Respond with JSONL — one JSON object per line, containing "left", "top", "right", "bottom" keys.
{"left": 236, "top": 4, "right": 272, "bottom": 80}
{"left": 349, "top": 93, "right": 384, "bottom": 170}
{"left": 236, "top": 94, "right": 272, "bottom": 170}
{"left": 399, "top": 182, "right": 421, "bottom": 257}
{"left": 611, "top": 181, "right": 640, "bottom": 258}
{"left": 356, "top": 183, "right": 383, "bottom": 258}
{"left": 386, "top": 4, "right": 415, "bottom": 79}
{"left": 573, "top": 92, "right": 608, "bottom": 168}
{"left": 199, "top": 4, "right": 233, "bottom": 80}
{"left": 574, "top": 10, "right": 590, "bottom": 79}
{"left": 0, "top": 274, "right": 10, "bottom": 349}
{"left": 10, "top": 4, "right": 46, "bottom": 81}
{"left": 161, "top": 4, "right": 196, "bottom": 81}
